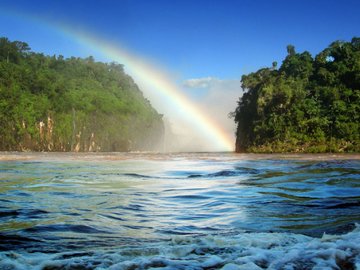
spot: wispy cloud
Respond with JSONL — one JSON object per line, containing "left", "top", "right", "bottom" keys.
{"left": 183, "top": 76, "right": 219, "bottom": 88}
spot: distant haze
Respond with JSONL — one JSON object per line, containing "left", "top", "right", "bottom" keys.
{"left": 133, "top": 70, "right": 240, "bottom": 152}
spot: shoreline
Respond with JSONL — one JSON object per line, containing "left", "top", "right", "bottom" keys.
{"left": 0, "top": 151, "right": 360, "bottom": 161}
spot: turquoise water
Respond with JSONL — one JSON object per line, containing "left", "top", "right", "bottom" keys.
{"left": 0, "top": 152, "right": 359, "bottom": 269}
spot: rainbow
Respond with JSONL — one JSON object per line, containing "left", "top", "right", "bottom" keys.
{"left": 71, "top": 33, "right": 234, "bottom": 151}
{"left": 2, "top": 11, "right": 234, "bottom": 151}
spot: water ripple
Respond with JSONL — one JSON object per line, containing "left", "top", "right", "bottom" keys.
{"left": 0, "top": 153, "right": 359, "bottom": 255}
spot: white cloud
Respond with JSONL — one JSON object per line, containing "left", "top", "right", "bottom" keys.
{"left": 183, "top": 76, "right": 219, "bottom": 88}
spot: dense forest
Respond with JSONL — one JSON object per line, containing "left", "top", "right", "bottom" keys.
{"left": 0, "top": 37, "right": 164, "bottom": 152}
{"left": 232, "top": 37, "right": 360, "bottom": 153}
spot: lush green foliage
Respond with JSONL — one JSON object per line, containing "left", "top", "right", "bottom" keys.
{"left": 233, "top": 38, "right": 360, "bottom": 153}
{"left": 0, "top": 37, "right": 164, "bottom": 151}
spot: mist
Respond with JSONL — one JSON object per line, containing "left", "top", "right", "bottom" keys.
{"left": 192, "top": 77, "right": 241, "bottom": 147}
{"left": 162, "top": 117, "right": 215, "bottom": 152}
{"left": 96, "top": 43, "right": 241, "bottom": 153}
{"left": 133, "top": 70, "right": 241, "bottom": 152}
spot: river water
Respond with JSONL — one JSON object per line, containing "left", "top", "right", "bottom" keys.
{"left": 0, "top": 152, "right": 359, "bottom": 269}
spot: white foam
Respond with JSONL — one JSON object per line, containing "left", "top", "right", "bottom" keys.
{"left": 1, "top": 225, "right": 359, "bottom": 269}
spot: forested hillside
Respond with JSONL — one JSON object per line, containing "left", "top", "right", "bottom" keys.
{"left": 232, "top": 38, "right": 360, "bottom": 153}
{"left": 0, "top": 37, "right": 164, "bottom": 152}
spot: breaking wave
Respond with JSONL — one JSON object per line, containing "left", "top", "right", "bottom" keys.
{"left": 1, "top": 226, "right": 360, "bottom": 269}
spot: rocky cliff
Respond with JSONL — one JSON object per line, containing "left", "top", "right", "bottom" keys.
{"left": 0, "top": 37, "right": 164, "bottom": 152}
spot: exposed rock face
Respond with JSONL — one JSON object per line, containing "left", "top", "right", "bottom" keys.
{"left": 10, "top": 114, "right": 164, "bottom": 152}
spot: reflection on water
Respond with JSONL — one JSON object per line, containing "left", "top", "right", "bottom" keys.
{"left": 0, "top": 152, "right": 359, "bottom": 269}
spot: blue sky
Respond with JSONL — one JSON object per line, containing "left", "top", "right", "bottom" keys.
{"left": 1, "top": 0, "right": 359, "bottom": 80}
{"left": 0, "top": 0, "right": 359, "bottom": 150}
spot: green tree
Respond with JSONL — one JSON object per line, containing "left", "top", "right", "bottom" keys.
{"left": 0, "top": 37, "right": 164, "bottom": 152}
{"left": 232, "top": 37, "right": 360, "bottom": 153}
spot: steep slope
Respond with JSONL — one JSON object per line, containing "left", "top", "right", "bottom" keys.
{"left": 0, "top": 37, "right": 164, "bottom": 152}
{"left": 233, "top": 37, "right": 360, "bottom": 153}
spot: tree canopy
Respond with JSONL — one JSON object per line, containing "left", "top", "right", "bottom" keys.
{"left": 232, "top": 37, "right": 360, "bottom": 153}
{"left": 0, "top": 37, "right": 164, "bottom": 151}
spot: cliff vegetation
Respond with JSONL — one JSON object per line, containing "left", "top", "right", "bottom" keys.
{"left": 0, "top": 37, "right": 164, "bottom": 152}
{"left": 232, "top": 38, "right": 360, "bottom": 153}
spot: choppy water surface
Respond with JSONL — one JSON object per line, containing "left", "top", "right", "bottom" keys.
{"left": 0, "top": 152, "right": 359, "bottom": 269}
